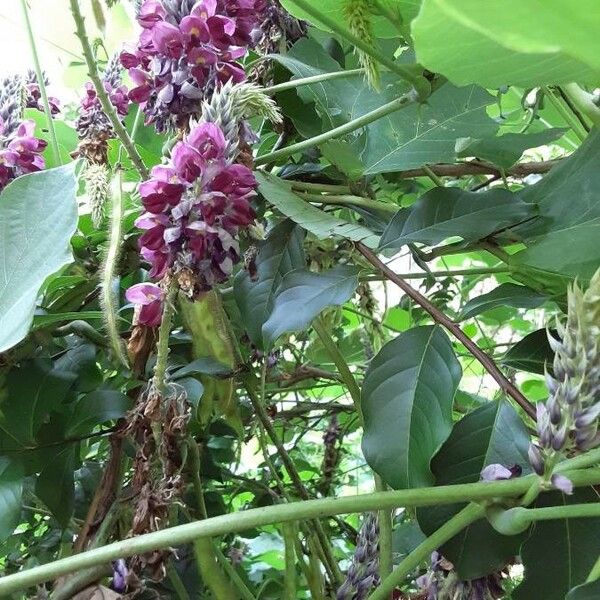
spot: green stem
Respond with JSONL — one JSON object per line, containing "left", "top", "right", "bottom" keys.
{"left": 518, "top": 502, "right": 600, "bottom": 524}
{"left": 422, "top": 164, "right": 445, "bottom": 187}
{"left": 586, "top": 554, "right": 600, "bottom": 583}
{"left": 313, "top": 317, "right": 362, "bottom": 418}
{"left": 194, "top": 539, "right": 239, "bottom": 600}
{"left": 301, "top": 193, "right": 398, "bottom": 214}
{"left": 4, "top": 469, "right": 600, "bottom": 595}
{"left": 188, "top": 438, "right": 208, "bottom": 520}
{"left": 556, "top": 447, "right": 600, "bottom": 473}
{"left": 153, "top": 282, "right": 178, "bottom": 395}
{"left": 130, "top": 105, "right": 143, "bottom": 142}
{"left": 542, "top": 86, "right": 587, "bottom": 142}
{"left": 100, "top": 169, "right": 129, "bottom": 369}
{"left": 374, "top": 475, "right": 393, "bottom": 583}
{"left": 263, "top": 69, "right": 364, "bottom": 96}
{"left": 562, "top": 83, "right": 600, "bottom": 128}
{"left": 20, "top": 0, "right": 61, "bottom": 166}
{"left": 214, "top": 545, "right": 257, "bottom": 600}
{"left": 368, "top": 503, "right": 485, "bottom": 600}
{"left": 69, "top": 0, "right": 149, "bottom": 179}
{"left": 288, "top": 0, "right": 426, "bottom": 94}
{"left": 282, "top": 523, "right": 297, "bottom": 600}
{"left": 290, "top": 180, "right": 353, "bottom": 195}
{"left": 255, "top": 91, "right": 417, "bottom": 166}
{"left": 167, "top": 560, "right": 192, "bottom": 600}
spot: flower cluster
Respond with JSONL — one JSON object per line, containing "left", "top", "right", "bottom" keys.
{"left": 24, "top": 70, "right": 61, "bottom": 115}
{"left": 336, "top": 513, "right": 380, "bottom": 600}
{"left": 417, "top": 552, "right": 505, "bottom": 600}
{"left": 76, "top": 54, "right": 130, "bottom": 164}
{"left": 127, "top": 119, "right": 257, "bottom": 325}
{"left": 121, "top": 0, "right": 266, "bottom": 132}
{"left": 0, "top": 74, "right": 46, "bottom": 192}
{"left": 528, "top": 269, "right": 600, "bottom": 492}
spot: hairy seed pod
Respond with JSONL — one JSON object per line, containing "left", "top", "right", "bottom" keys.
{"left": 84, "top": 163, "right": 110, "bottom": 228}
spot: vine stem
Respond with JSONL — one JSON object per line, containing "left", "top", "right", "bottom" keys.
{"left": 69, "top": 0, "right": 149, "bottom": 179}
{"left": 263, "top": 69, "right": 364, "bottom": 96}
{"left": 368, "top": 503, "right": 485, "bottom": 600}
{"left": 255, "top": 90, "right": 418, "bottom": 166}
{"left": 20, "top": 0, "right": 61, "bottom": 166}
{"left": 2, "top": 469, "right": 600, "bottom": 595}
{"left": 290, "top": 180, "right": 353, "bottom": 194}
{"left": 300, "top": 192, "right": 398, "bottom": 214}
{"left": 282, "top": 523, "right": 297, "bottom": 600}
{"left": 356, "top": 244, "right": 537, "bottom": 419}
{"left": 506, "top": 503, "right": 600, "bottom": 530}
{"left": 287, "top": 0, "right": 426, "bottom": 95}
{"left": 542, "top": 86, "right": 587, "bottom": 142}
{"left": 562, "top": 83, "right": 600, "bottom": 128}
{"left": 152, "top": 281, "right": 178, "bottom": 395}
{"left": 100, "top": 169, "right": 129, "bottom": 368}
{"left": 586, "top": 554, "right": 600, "bottom": 583}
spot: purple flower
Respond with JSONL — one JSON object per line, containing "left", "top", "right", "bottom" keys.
{"left": 121, "top": 0, "right": 266, "bottom": 131}
{"left": 111, "top": 559, "right": 128, "bottom": 593}
{"left": 126, "top": 282, "right": 164, "bottom": 327}
{"left": 551, "top": 473, "right": 573, "bottom": 495}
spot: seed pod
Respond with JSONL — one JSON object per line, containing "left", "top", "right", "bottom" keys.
{"left": 84, "top": 163, "right": 110, "bottom": 228}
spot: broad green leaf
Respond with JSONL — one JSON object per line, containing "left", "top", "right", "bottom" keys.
{"left": 321, "top": 140, "right": 365, "bottom": 180}
{"left": 32, "top": 311, "right": 109, "bottom": 330}
{"left": 273, "top": 40, "right": 498, "bottom": 174}
{"left": 256, "top": 172, "right": 379, "bottom": 248}
{"left": 0, "top": 458, "right": 23, "bottom": 543}
{"left": 234, "top": 219, "right": 306, "bottom": 349}
{"left": 459, "top": 283, "right": 548, "bottom": 320}
{"left": 457, "top": 129, "right": 567, "bottom": 169}
{"left": 35, "top": 446, "right": 76, "bottom": 529}
{"left": 55, "top": 342, "right": 102, "bottom": 393}
{"left": 0, "top": 359, "right": 75, "bottom": 447}
{"left": 361, "top": 326, "right": 461, "bottom": 489}
{"left": 172, "top": 358, "right": 233, "bottom": 379}
{"left": 65, "top": 390, "right": 130, "bottom": 437}
{"left": 514, "top": 488, "right": 600, "bottom": 600}
{"left": 566, "top": 580, "right": 600, "bottom": 600}
{"left": 262, "top": 265, "right": 360, "bottom": 346}
{"left": 0, "top": 164, "right": 78, "bottom": 352}
{"left": 501, "top": 329, "right": 555, "bottom": 375}
{"left": 511, "top": 131, "right": 600, "bottom": 282}
{"left": 358, "top": 83, "right": 499, "bottom": 174}
{"left": 412, "top": 0, "right": 598, "bottom": 88}
{"left": 418, "top": 400, "right": 531, "bottom": 579}
{"left": 279, "top": 0, "right": 400, "bottom": 37}
{"left": 379, "top": 187, "right": 534, "bottom": 251}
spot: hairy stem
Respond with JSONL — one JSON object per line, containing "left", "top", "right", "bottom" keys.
{"left": 69, "top": 0, "right": 149, "bottom": 178}
{"left": 2, "top": 469, "right": 600, "bottom": 594}
{"left": 214, "top": 545, "right": 257, "bottom": 600}
{"left": 152, "top": 281, "right": 178, "bottom": 395}
{"left": 368, "top": 503, "right": 485, "bottom": 600}
{"left": 542, "top": 86, "right": 587, "bottom": 142}
{"left": 356, "top": 244, "right": 537, "bottom": 419}
{"left": 100, "top": 169, "right": 129, "bottom": 368}
{"left": 374, "top": 475, "right": 393, "bottom": 584}
{"left": 20, "top": 0, "right": 61, "bottom": 166}
{"left": 263, "top": 69, "right": 364, "bottom": 96}
{"left": 255, "top": 91, "right": 417, "bottom": 166}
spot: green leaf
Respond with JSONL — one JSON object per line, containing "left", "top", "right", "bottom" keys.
{"left": 418, "top": 400, "right": 532, "bottom": 579}
{"left": 32, "top": 311, "right": 106, "bottom": 330}
{"left": 412, "top": 0, "right": 598, "bottom": 88}
{"left": 379, "top": 187, "right": 534, "bottom": 251}
{"left": 511, "top": 131, "right": 600, "bottom": 282}
{"left": 35, "top": 446, "right": 76, "bottom": 529}
{"left": 358, "top": 83, "right": 499, "bottom": 174}
{"left": 361, "top": 326, "right": 461, "bottom": 489}
{"left": 172, "top": 358, "right": 233, "bottom": 379}
{"left": 514, "top": 488, "right": 600, "bottom": 600}
{"left": 321, "top": 140, "right": 365, "bottom": 180}
{"left": 0, "top": 359, "right": 75, "bottom": 447}
{"left": 459, "top": 283, "right": 548, "bottom": 320}
{"left": 0, "top": 164, "right": 78, "bottom": 352}
{"left": 262, "top": 265, "right": 360, "bottom": 346}
{"left": 256, "top": 172, "right": 379, "bottom": 248}
{"left": 234, "top": 219, "right": 306, "bottom": 349}
{"left": 566, "top": 580, "right": 600, "bottom": 600}
{"left": 501, "top": 329, "right": 555, "bottom": 375}
{"left": 279, "top": 0, "right": 400, "bottom": 38}
{"left": 457, "top": 129, "right": 567, "bottom": 169}
{"left": 65, "top": 390, "right": 130, "bottom": 437}
{"left": 0, "top": 458, "right": 23, "bottom": 543}
{"left": 273, "top": 40, "right": 498, "bottom": 174}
